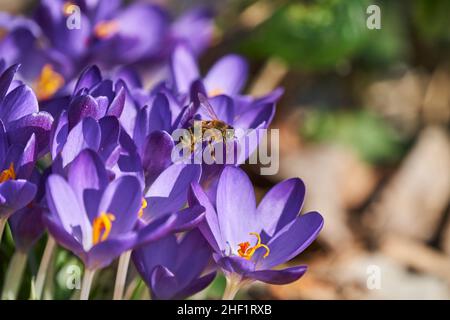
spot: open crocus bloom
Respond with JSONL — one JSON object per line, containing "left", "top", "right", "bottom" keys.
{"left": 133, "top": 229, "right": 216, "bottom": 300}
{"left": 0, "top": 62, "right": 53, "bottom": 157}
{"left": 0, "top": 127, "right": 37, "bottom": 219}
{"left": 44, "top": 149, "right": 143, "bottom": 270}
{"left": 189, "top": 166, "right": 324, "bottom": 285}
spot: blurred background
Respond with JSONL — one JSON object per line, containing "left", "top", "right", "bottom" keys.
{"left": 1, "top": 0, "right": 449, "bottom": 299}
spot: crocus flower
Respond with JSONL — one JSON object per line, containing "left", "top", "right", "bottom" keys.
{"left": 0, "top": 123, "right": 37, "bottom": 221}
{"left": 0, "top": 63, "right": 54, "bottom": 156}
{"left": 9, "top": 169, "right": 47, "bottom": 251}
{"left": 44, "top": 149, "right": 143, "bottom": 270}
{"left": 189, "top": 166, "right": 324, "bottom": 294}
{"left": 0, "top": 1, "right": 213, "bottom": 101}
{"left": 44, "top": 149, "right": 204, "bottom": 270}
{"left": 133, "top": 229, "right": 216, "bottom": 300}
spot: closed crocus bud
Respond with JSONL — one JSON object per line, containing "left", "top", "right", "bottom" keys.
{"left": 133, "top": 229, "right": 216, "bottom": 300}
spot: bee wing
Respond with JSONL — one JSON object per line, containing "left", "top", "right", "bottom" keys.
{"left": 198, "top": 93, "right": 219, "bottom": 120}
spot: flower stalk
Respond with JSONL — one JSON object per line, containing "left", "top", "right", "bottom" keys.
{"left": 80, "top": 268, "right": 96, "bottom": 300}
{"left": 113, "top": 250, "right": 131, "bottom": 300}
{"left": 0, "top": 217, "right": 6, "bottom": 245}
{"left": 35, "top": 236, "right": 56, "bottom": 299}
{"left": 222, "top": 277, "right": 242, "bottom": 300}
{"left": 1, "top": 250, "right": 28, "bottom": 300}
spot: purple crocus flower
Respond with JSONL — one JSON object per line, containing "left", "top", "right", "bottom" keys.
{"left": 0, "top": 1, "right": 214, "bottom": 101}
{"left": 0, "top": 63, "right": 53, "bottom": 156}
{"left": 44, "top": 149, "right": 143, "bottom": 270}
{"left": 133, "top": 229, "right": 216, "bottom": 300}
{"left": 0, "top": 123, "right": 37, "bottom": 220}
{"left": 189, "top": 166, "right": 323, "bottom": 292}
{"left": 44, "top": 149, "right": 205, "bottom": 270}
{"left": 9, "top": 169, "right": 47, "bottom": 252}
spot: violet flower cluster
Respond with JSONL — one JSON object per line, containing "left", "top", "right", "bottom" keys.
{"left": 0, "top": 0, "right": 323, "bottom": 300}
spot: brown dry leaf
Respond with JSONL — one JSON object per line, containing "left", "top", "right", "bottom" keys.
{"left": 365, "top": 126, "right": 450, "bottom": 242}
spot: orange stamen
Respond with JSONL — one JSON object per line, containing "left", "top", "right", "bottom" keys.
{"left": 237, "top": 232, "right": 270, "bottom": 260}
{"left": 138, "top": 198, "right": 147, "bottom": 218}
{"left": 35, "top": 64, "right": 65, "bottom": 101}
{"left": 92, "top": 212, "right": 116, "bottom": 245}
{"left": 0, "top": 163, "right": 16, "bottom": 183}
{"left": 94, "top": 20, "right": 119, "bottom": 39}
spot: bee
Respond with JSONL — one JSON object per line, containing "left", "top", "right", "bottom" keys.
{"left": 181, "top": 93, "right": 235, "bottom": 155}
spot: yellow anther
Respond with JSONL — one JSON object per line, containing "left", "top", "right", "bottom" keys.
{"left": 0, "top": 163, "right": 16, "bottom": 183}
{"left": 208, "top": 88, "right": 224, "bottom": 97}
{"left": 35, "top": 64, "right": 65, "bottom": 101}
{"left": 63, "top": 2, "right": 75, "bottom": 16}
{"left": 94, "top": 20, "right": 119, "bottom": 39}
{"left": 92, "top": 212, "right": 116, "bottom": 245}
{"left": 138, "top": 198, "right": 147, "bottom": 218}
{"left": 237, "top": 232, "right": 270, "bottom": 260}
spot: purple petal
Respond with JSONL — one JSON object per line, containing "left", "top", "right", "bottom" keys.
{"left": 144, "top": 163, "right": 201, "bottom": 218}
{"left": 216, "top": 256, "right": 255, "bottom": 275}
{"left": 42, "top": 212, "right": 85, "bottom": 259}
{"left": 197, "top": 94, "right": 234, "bottom": 124}
{"left": 0, "top": 84, "right": 38, "bottom": 123}
{"left": 97, "top": 175, "right": 142, "bottom": 236}
{"left": 0, "top": 120, "right": 7, "bottom": 163}
{"left": 233, "top": 102, "right": 275, "bottom": 129}
{"left": 142, "top": 130, "right": 174, "bottom": 185}
{"left": 175, "top": 229, "right": 211, "bottom": 287}
{"left": 136, "top": 213, "right": 178, "bottom": 245}
{"left": 16, "top": 133, "right": 36, "bottom": 179}
{"left": 245, "top": 265, "right": 307, "bottom": 285}
{"left": 68, "top": 95, "right": 100, "bottom": 129}
{"left": 46, "top": 174, "right": 91, "bottom": 248}
{"left": 171, "top": 7, "right": 214, "bottom": 55}
{"left": 216, "top": 166, "right": 257, "bottom": 247}
{"left": 106, "top": 86, "right": 125, "bottom": 117}
{"left": 171, "top": 45, "right": 199, "bottom": 93}
{"left": 9, "top": 202, "right": 45, "bottom": 251}
{"left": 133, "top": 233, "right": 178, "bottom": 281}
{"left": 6, "top": 112, "right": 53, "bottom": 156}
{"left": 168, "top": 205, "right": 205, "bottom": 233}
{"left": 174, "top": 272, "right": 216, "bottom": 300}
{"left": 204, "top": 55, "right": 248, "bottom": 96}
{"left": 60, "top": 117, "right": 101, "bottom": 167}
{"left": 73, "top": 65, "right": 102, "bottom": 94}
{"left": 257, "top": 178, "right": 305, "bottom": 237}
{"left": 67, "top": 149, "right": 108, "bottom": 220}
{"left": 86, "top": 232, "right": 137, "bottom": 270}
{"left": 0, "top": 179, "right": 36, "bottom": 219}
{"left": 150, "top": 265, "right": 178, "bottom": 300}
{"left": 98, "top": 116, "right": 120, "bottom": 163}
{"left": 50, "top": 110, "right": 68, "bottom": 159}
{"left": 188, "top": 181, "right": 223, "bottom": 252}
{"left": 0, "top": 63, "right": 19, "bottom": 102}
{"left": 261, "top": 212, "right": 324, "bottom": 269}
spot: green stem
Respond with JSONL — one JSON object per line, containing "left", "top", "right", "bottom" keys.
{"left": 113, "top": 250, "right": 131, "bottom": 300}
{"left": 35, "top": 237, "right": 56, "bottom": 299}
{"left": 222, "top": 277, "right": 242, "bottom": 300}
{"left": 80, "top": 268, "right": 96, "bottom": 300}
{"left": 1, "top": 250, "right": 28, "bottom": 300}
{"left": 0, "top": 217, "right": 6, "bottom": 245}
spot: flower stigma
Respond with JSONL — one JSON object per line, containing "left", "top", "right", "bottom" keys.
{"left": 237, "top": 232, "right": 270, "bottom": 260}
{"left": 92, "top": 212, "right": 116, "bottom": 245}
